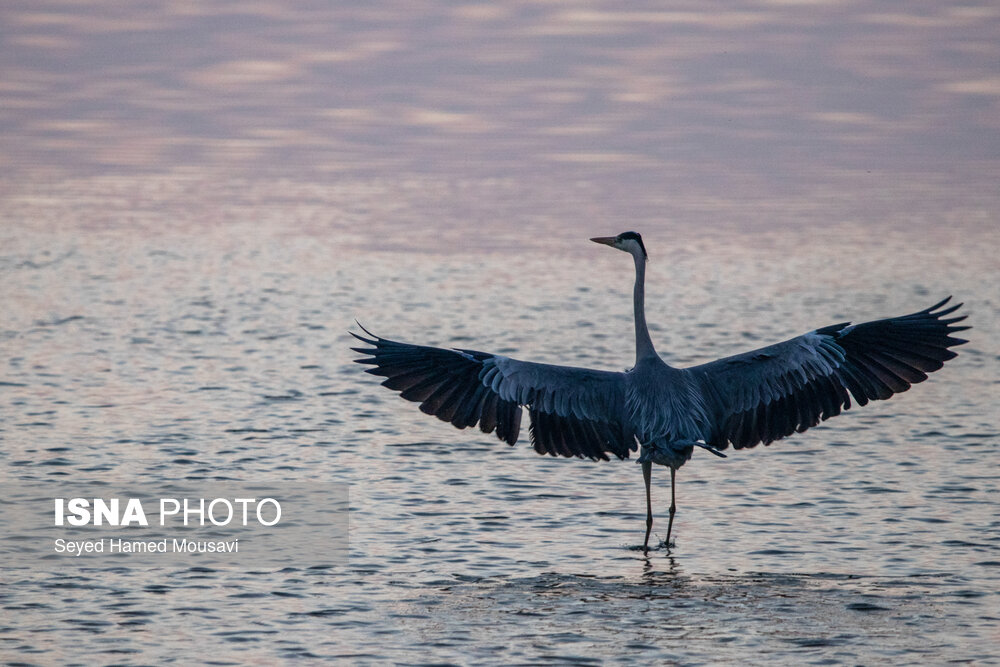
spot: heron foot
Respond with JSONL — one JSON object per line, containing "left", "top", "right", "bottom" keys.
{"left": 627, "top": 534, "right": 674, "bottom": 551}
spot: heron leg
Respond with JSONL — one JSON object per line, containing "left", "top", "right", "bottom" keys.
{"left": 642, "top": 461, "right": 653, "bottom": 550}
{"left": 666, "top": 467, "right": 677, "bottom": 548}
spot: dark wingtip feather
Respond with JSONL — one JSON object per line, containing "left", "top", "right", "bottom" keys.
{"left": 923, "top": 296, "right": 952, "bottom": 313}
{"left": 354, "top": 320, "right": 380, "bottom": 339}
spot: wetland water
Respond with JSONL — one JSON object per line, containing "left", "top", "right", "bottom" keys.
{"left": 2, "top": 1, "right": 999, "bottom": 664}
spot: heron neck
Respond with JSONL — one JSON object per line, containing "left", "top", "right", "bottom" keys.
{"left": 632, "top": 253, "right": 657, "bottom": 361}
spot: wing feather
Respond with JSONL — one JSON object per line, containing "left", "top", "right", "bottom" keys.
{"left": 687, "top": 298, "right": 968, "bottom": 450}
{"left": 352, "top": 328, "right": 635, "bottom": 460}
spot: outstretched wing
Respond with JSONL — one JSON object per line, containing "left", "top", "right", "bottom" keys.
{"left": 687, "top": 298, "right": 969, "bottom": 450}
{"left": 350, "top": 326, "right": 636, "bottom": 461}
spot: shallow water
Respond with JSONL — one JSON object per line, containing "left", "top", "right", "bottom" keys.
{"left": 2, "top": 0, "right": 1000, "bottom": 664}
{"left": 2, "top": 217, "right": 998, "bottom": 664}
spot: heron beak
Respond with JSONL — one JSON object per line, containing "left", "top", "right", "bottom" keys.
{"left": 590, "top": 236, "right": 616, "bottom": 247}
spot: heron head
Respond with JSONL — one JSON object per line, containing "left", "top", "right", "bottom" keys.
{"left": 590, "top": 231, "right": 647, "bottom": 259}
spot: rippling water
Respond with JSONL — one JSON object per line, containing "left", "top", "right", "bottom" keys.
{"left": 2, "top": 1, "right": 1000, "bottom": 664}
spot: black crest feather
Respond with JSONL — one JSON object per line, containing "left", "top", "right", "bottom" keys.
{"left": 618, "top": 231, "right": 647, "bottom": 259}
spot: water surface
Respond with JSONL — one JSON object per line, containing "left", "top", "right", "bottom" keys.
{"left": 2, "top": 1, "right": 999, "bottom": 664}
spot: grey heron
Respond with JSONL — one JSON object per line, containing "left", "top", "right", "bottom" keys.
{"left": 351, "top": 231, "right": 968, "bottom": 550}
